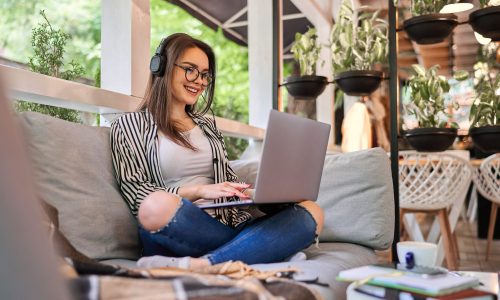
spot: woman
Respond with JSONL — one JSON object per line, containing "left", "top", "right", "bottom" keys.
{"left": 111, "top": 33, "right": 324, "bottom": 269}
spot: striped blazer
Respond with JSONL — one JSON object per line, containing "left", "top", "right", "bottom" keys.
{"left": 110, "top": 110, "right": 252, "bottom": 227}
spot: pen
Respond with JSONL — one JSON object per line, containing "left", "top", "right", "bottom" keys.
{"left": 449, "top": 271, "right": 484, "bottom": 286}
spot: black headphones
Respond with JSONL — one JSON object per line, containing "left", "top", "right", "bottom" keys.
{"left": 150, "top": 38, "right": 169, "bottom": 77}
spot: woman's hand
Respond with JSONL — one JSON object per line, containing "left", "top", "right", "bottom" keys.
{"left": 179, "top": 182, "right": 251, "bottom": 201}
{"left": 242, "top": 188, "right": 254, "bottom": 199}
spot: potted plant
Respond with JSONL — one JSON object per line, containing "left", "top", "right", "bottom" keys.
{"left": 469, "top": 61, "right": 500, "bottom": 152}
{"left": 403, "top": 64, "right": 467, "bottom": 152}
{"left": 469, "top": 0, "right": 500, "bottom": 41}
{"left": 403, "top": 0, "right": 458, "bottom": 44}
{"left": 283, "top": 27, "right": 328, "bottom": 99}
{"left": 330, "top": 0, "right": 387, "bottom": 96}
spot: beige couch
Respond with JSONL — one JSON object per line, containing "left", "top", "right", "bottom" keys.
{"left": 20, "top": 112, "right": 395, "bottom": 300}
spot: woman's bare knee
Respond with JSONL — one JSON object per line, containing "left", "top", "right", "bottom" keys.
{"left": 138, "top": 191, "right": 181, "bottom": 231}
{"left": 298, "top": 200, "right": 324, "bottom": 235}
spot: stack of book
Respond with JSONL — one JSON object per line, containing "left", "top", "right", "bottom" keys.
{"left": 337, "top": 265, "right": 498, "bottom": 299}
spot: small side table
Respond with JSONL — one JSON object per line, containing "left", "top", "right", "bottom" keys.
{"left": 346, "top": 271, "right": 499, "bottom": 300}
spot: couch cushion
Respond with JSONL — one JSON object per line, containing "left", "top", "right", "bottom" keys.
{"left": 318, "top": 148, "right": 394, "bottom": 250}
{"left": 252, "top": 242, "right": 378, "bottom": 300}
{"left": 317, "top": 148, "right": 394, "bottom": 250}
{"left": 231, "top": 147, "right": 394, "bottom": 250}
{"left": 19, "top": 112, "right": 140, "bottom": 260}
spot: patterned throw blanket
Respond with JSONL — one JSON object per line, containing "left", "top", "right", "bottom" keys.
{"left": 67, "top": 260, "right": 323, "bottom": 300}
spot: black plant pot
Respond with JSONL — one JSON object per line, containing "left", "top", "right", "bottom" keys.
{"left": 469, "top": 125, "right": 500, "bottom": 153}
{"left": 283, "top": 75, "right": 329, "bottom": 99}
{"left": 469, "top": 6, "right": 500, "bottom": 41}
{"left": 403, "top": 13, "right": 458, "bottom": 44}
{"left": 405, "top": 128, "right": 457, "bottom": 152}
{"left": 334, "top": 70, "right": 383, "bottom": 96}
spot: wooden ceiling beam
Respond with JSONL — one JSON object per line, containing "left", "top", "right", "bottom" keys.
{"left": 398, "top": 56, "right": 418, "bottom": 63}
{"left": 416, "top": 45, "right": 449, "bottom": 52}
{"left": 399, "top": 44, "right": 414, "bottom": 52}
{"left": 436, "top": 68, "right": 452, "bottom": 77}
{"left": 398, "top": 39, "right": 414, "bottom": 52}
{"left": 421, "top": 57, "right": 451, "bottom": 64}
{"left": 418, "top": 49, "right": 451, "bottom": 58}
{"left": 421, "top": 60, "right": 452, "bottom": 68}
{"left": 455, "top": 56, "right": 479, "bottom": 65}
{"left": 416, "top": 40, "right": 449, "bottom": 49}
{"left": 420, "top": 52, "right": 451, "bottom": 59}
{"left": 358, "top": 0, "right": 387, "bottom": 10}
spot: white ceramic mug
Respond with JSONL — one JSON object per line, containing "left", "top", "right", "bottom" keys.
{"left": 397, "top": 241, "right": 437, "bottom": 266}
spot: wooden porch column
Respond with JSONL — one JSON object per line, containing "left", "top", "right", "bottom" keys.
{"left": 248, "top": 0, "right": 275, "bottom": 129}
{"left": 101, "top": 0, "right": 150, "bottom": 99}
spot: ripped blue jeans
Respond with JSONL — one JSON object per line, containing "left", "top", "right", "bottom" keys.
{"left": 139, "top": 199, "right": 317, "bottom": 265}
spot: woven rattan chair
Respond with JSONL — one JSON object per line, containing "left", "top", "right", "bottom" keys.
{"left": 472, "top": 153, "right": 500, "bottom": 260}
{"left": 399, "top": 151, "right": 473, "bottom": 270}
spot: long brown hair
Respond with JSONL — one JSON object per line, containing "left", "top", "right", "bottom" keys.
{"left": 139, "top": 33, "right": 216, "bottom": 150}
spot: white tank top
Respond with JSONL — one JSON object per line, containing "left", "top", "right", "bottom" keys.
{"left": 158, "top": 125, "right": 215, "bottom": 187}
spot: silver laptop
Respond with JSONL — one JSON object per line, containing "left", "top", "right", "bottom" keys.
{"left": 198, "top": 110, "right": 331, "bottom": 209}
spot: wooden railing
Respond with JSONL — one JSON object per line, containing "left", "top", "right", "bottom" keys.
{"left": 0, "top": 64, "right": 265, "bottom": 140}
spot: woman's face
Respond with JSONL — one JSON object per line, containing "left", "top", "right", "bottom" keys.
{"left": 170, "top": 47, "right": 210, "bottom": 108}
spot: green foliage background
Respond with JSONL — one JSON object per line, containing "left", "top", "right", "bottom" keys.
{"left": 0, "top": 0, "right": 250, "bottom": 159}
{"left": 0, "top": 0, "right": 101, "bottom": 78}
{"left": 15, "top": 10, "right": 86, "bottom": 123}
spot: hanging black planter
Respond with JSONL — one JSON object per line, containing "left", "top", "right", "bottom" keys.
{"left": 469, "top": 6, "right": 500, "bottom": 41}
{"left": 469, "top": 125, "right": 500, "bottom": 153}
{"left": 334, "top": 70, "right": 383, "bottom": 96}
{"left": 405, "top": 127, "right": 457, "bottom": 152}
{"left": 403, "top": 13, "right": 458, "bottom": 44}
{"left": 282, "top": 75, "right": 329, "bottom": 100}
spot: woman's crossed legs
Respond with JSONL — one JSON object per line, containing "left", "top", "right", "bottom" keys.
{"left": 137, "top": 191, "right": 324, "bottom": 268}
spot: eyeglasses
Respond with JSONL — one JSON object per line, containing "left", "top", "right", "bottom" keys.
{"left": 174, "top": 63, "right": 213, "bottom": 86}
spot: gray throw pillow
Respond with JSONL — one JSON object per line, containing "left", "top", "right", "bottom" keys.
{"left": 19, "top": 112, "right": 140, "bottom": 260}
{"left": 317, "top": 148, "right": 394, "bottom": 250}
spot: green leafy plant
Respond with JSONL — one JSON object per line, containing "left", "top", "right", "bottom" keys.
{"left": 28, "top": 10, "right": 84, "bottom": 80}
{"left": 410, "top": 0, "right": 451, "bottom": 16}
{"left": 290, "top": 27, "right": 321, "bottom": 76}
{"left": 405, "top": 64, "right": 467, "bottom": 128}
{"left": 329, "top": 0, "right": 388, "bottom": 75}
{"left": 15, "top": 10, "right": 84, "bottom": 123}
{"left": 470, "top": 61, "right": 499, "bottom": 127}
